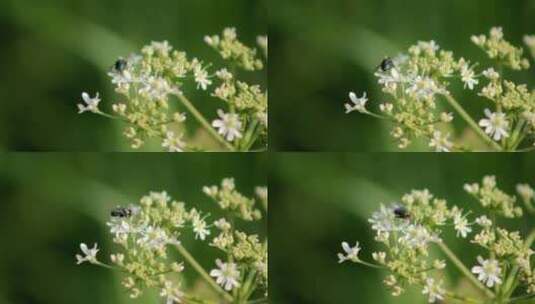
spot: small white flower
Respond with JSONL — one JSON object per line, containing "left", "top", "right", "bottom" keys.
{"left": 107, "top": 219, "right": 134, "bottom": 238}
{"left": 418, "top": 40, "right": 440, "bottom": 53}
{"left": 210, "top": 259, "right": 241, "bottom": 291}
{"left": 213, "top": 218, "right": 231, "bottom": 230}
{"left": 490, "top": 27, "right": 504, "bottom": 39}
{"left": 76, "top": 243, "right": 99, "bottom": 264}
{"left": 137, "top": 226, "right": 178, "bottom": 251}
{"left": 429, "top": 131, "right": 453, "bottom": 152}
{"left": 108, "top": 69, "right": 135, "bottom": 91}
{"left": 472, "top": 256, "right": 502, "bottom": 287}
{"left": 212, "top": 109, "right": 243, "bottom": 142}
{"left": 78, "top": 92, "right": 101, "bottom": 114}
{"left": 203, "top": 185, "right": 218, "bottom": 197}
{"left": 344, "top": 92, "right": 368, "bottom": 114}
{"left": 475, "top": 215, "right": 492, "bottom": 227}
{"left": 162, "top": 131, "right": 186, "bottom": 152}
{"left": 379, "top": 103, "right": 393, "bottom": 113}
{"left": 433, "top": 260, "right": 446, "bottom": 270}
{"left": 174, "top": 112, "right": 187, "bottom": 123}
{"left": 453, "top": 213, "right": 472, "bottom": 238}
{"left": 337, "top": 241, "right": 361, "bottom": 263}
{"left": 460, "top": 64, "right": 478, "bottom": 90}
{"left": 422, "top": 278, "right": 445, "bottom": 303}
{"left": 192, "top": 214, "right": 210, "bottom": 240}
{"left": 204, "top": 35, "right": 216, "bottom": 46}
{"left": 151, "top": 40, "right": 172, "bottom": 55}
{"left": 215, "top": 68, "right": 233, "bottom": 80}
{"left": 255, "top": 186, "right": 268, "bottom": 202}
{"left": 406, "top": 76, "right": 442, "bottom": 100}
{"left": 464, "top": 183, "right": 479, "bottom": 194}
{"left": 160, "top": 281, "right": 183, "bottom": 304}
{"left": 400, "top": 224, "right": 439, "bottom": 248}
{"left": 139, "top": 76, "right": 177, "bottom": 101}
{"left": 194, "top": 65, "right": 212, "bottom": 90}
{"left": 376, "top": 68, "right": 405, "bottom": 91}
{"left": 471, "top": 35, "right": 486, "bottom": 46}
{"left": 517, "top": 184, "right": 535, "bottom": 202}
{"left": 482, "top": 68, "right": 500, "bottom": 80}
{"left": 223, "top": 27, "right": 237, "bottom": 40}
{"left": 372, "top": 251, "right": 386, "bottom": 264}
{"left": 440, "top": 112, "right": 454, "bottom": 123}
{"left": 479, "top": 109, "right": 509, "bottom": 141}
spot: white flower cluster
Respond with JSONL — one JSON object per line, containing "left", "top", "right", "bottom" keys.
{"left": 344, "top": 27, "right": 535, "bottom": 151}
{"left": 77, "top": 28, "right": 267, "bottom": 152}
{"left": 338, "top": 176, "right": 535, "bottom": 303}
{"left": 76, "top": 179, "right": 268, "bottom": 303}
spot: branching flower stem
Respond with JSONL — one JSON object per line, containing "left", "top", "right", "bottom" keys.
{"left": 442, "top": 94, "right": 502, "bottom": 151}
{"left": 437, "top": 242, "right": 495, "bottom": 299}
{"left": 176, "top": 94, "right": 236, "bottom": 151}
{"left": 238, "top": 270, "right": 258, "bottom": 302}
{"left": 175, "top": 244, "right": 234, "bottom": 302}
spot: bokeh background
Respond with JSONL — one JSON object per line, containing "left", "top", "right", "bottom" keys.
{"left": 270, "top": 0, "right": 535, "bottom": 151}
{"left": 270, "top": 153, "right": 535, "bottom": 303}
{"left": 0, "top": 0, "right": 267, "bottom": 151}
{"left": 0, "top": 153, "right": 267, "bottom": 304}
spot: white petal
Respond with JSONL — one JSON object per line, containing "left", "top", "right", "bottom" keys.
{"left": 349, "top": 92, "right": 357, "bottom": 103}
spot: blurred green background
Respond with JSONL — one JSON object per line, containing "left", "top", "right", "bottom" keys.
{"left": 0, "top": 153, "right": 266, "bottom": 303}
{"left": 270, "top": 0, "right": 535, "bottom": 151}
{"left": 270, "top": 153, "right": 535, "bottom": 303}
{"left": 0, "top": 0, "right": 266, "bottom": 151}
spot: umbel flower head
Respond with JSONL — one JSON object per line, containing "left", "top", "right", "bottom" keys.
{"left": 338, "top": 175, "right": 535, "bottom": 303}
{"left": 344, "top": 26, "right": 535, "bottom": 152}
{"left": 77, "top": 27, "right": 267, "bottom": 152}
{"left": 76, "top": 178, "right": 268, "bottom": 303}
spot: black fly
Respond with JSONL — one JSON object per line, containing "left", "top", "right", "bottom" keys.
{"left": 393, "top": 206, "right": 410, "bottom": 219}
{"left": 113, "top": 58, "right": 128, "bottom": 72}
{"left": 111, "top": 206, "right": 135, "bottom": 218}
{"left": 378, "top": 57, "right": 395, "bottom": 72}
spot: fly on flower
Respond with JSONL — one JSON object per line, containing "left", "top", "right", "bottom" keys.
{"left": 377, "top": 57, "right": 395, "bottom": 72}
{"left": 111, "top": 205, "right": 139, "bottom": 218}
{"left": 393, "top": 205, "right": 410, "bottom": 219}
{"left": 113, "top": 58, "right": 128, "bottom": 73}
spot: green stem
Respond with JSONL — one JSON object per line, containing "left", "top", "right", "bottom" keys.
{"left": 357, "top": 259, "right": 385, "bottom": 269}
{"left": 175, "top": 244, "right": 234, "bottom": 302}
{"left": 247, "top": 299, "right": 268, "bottom": 304}
{"left": 517, "top": 146, "right": 535, "bottom": 152}
{"left": 437, "top": 242, "right": 495, "bottom": 298}
{"left": 526, "top": 229, "right": 535, "bottom": 248}
{"left": 442, "top": 94, "right": 502, "bottom": 151}
{"left": 508, "top": 119, "right": 526, "bottom": 151}
{"left": 239, "top": 270, "right": 258, "bottom": 302}
{"left": 240, "top": 119, "right": 259, "bottom": 151}
{"left": 364, "top": 110, "right": 393, "bottom": 121}
{"left": 445, "top": 291, "right": 483, "bottom": 304}
{"left": 502, "top": 266, "right": 519, "bottom": 300}
{"left": 243, "top": 124, "right": 263, "bottom": 151}
{"left": 95, "top": 111, "right": 128, "bottom": 122}
{"left": 506, "top": 293, "right": 535, "bottom": 303}
{"left": 176, "top": 94, "right": 235, "bottom": 151}
{"left": 93, "top": 261, "right": 116, "bottom": 270}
